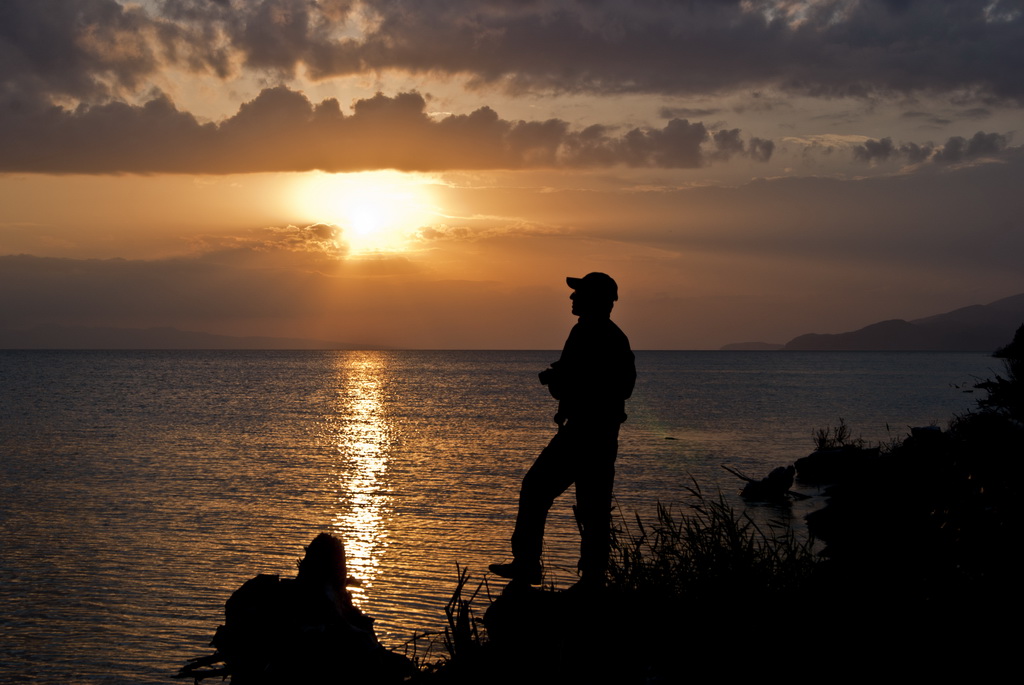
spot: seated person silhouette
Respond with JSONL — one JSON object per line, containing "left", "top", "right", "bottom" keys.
{"left": 490, "top": 273, "right": 635, "bottom": 589}
{"left": 205, "top": 533, "right": 413, "bottom": 684}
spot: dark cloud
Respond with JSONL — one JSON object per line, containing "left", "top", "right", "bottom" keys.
{"left": 900, "top": 142, "right": 935, "bottom": 164}
{"left": 748, "top": 137, "right": 775, "bottom": 163}
{"left": 853, "top": 137, "right": 898, "bottom": 163}
{"left": 712, "top": 129, "right": 745, "bottom": 160}
{"left": 5, "top": 1, "right": 1022, "bottom": 109}
{"left": 621, "top": 119, "right": 709, "bottom": 168}
{"left": 705, "top": 128, "right": 775, "bottom": 162}
{"left": 933, "top": 131, "right": 1013, "bottom": 164}
{"left": 1, "top": 0, "right": 158, "bottom": 101}
{"left": 853, "top": 131, "right": 1011, "bottom": 165}
{"left": 0, "top": 86, "right": 773, "bottom": 173}
{"left": 156, "top": 0, "right": 1024, "bottom": 101}
{"left": 0, "top": 0, "right": 228, "bottom": 105}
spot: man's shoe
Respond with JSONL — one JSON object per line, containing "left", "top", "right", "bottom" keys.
{"left": 488, "top": 561, "right": 542, "bottom": 585}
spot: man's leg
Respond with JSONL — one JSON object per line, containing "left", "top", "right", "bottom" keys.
{"left": 502, "top": 429, "right": 576, "bottom": 579}
{"left": 574, "top": 425, "right": 619, "bottom": 583}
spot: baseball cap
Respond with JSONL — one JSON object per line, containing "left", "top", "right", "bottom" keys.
{"left": 566, "top": 272, "right": 618, "bottom": 301}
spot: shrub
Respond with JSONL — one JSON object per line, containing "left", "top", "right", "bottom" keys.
{"left": 607, "top": 483, "right": 818, "bottom": 602}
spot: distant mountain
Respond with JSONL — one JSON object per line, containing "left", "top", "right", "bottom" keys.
{"left": 0, "top": 325, "right": 379, "bottom": 350}
{"left": 783, "top": 293, "right": 1024, "bottom": 351}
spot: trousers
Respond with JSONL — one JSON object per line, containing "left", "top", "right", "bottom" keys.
{"left": 510, "top": 420, "right": 620, "bottom": 579}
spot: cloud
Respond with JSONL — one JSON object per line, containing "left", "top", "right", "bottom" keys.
{"left": 853, "top": 137, "right": 898, "bottom": 163}
{"left": 900, "top": 110, "right": 952, "bottom": 126}
{"left": 710, "top": 128, "right": 775, "bottom": 162}
{"left": 903, "top": 104, "right": 998, "bottom": 126}
{"left": 0, "top": 0, "right": 227, "bottom": 104}
{"left": 1, "top": 0, "right": 154, "bottom": 101}
{"left": 712, "top": 129, "right": 746, "bottom": 160}
{"left": 0, "top": 1, "right": 1013, "bottom": 176}
{"left": 853, "top": 130, "right": 1012, "bottom": 165}
{"left": 5, "top": 1, "right": 1022, "bottom": 111}
{"left": 933, "top": 131, "right": 1013, "bottom": 164}
{"left": 412, "top": 220, "right": 565, "bottom": 244}
{"left": 2, "top": 151, "right": 1022, "bottom": 348}
{"left": 152, "top": 0, "right": 1024, "bottom": 101}
{"left": 267, "top": 223, "right": 345, "bottom": 252}
{"left": 0, "top": 86, "right": 775, "bottom": 173}
{"left": 659, "top": 107, "right": 723, "bottom": 119}
{"left": 210, "top": 223, "right": 350, "bottom": 264}
{"left": 748, "top": 137, "right": 775, "bottom": 163}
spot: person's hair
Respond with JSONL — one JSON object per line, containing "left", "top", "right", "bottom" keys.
{"left": 297, "top": 533, "right": 347, "bottom": 588}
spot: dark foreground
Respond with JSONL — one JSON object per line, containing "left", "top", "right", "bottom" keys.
{"left": 427, "top": 326, "right": 1024, "bottom": 683}
{"left": 181, "top": 328, "right": 1024, "bottom": 684}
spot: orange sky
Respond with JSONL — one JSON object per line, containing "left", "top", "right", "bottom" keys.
{"left": 1, "top": 1, "right": 1022, "bottom": 348}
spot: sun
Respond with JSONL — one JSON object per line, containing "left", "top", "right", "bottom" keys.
{"left": 292, "top": 171, "right": 438, "bottom": 254}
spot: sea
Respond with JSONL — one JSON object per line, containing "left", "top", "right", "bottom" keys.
{"left": 0, "top": 349, "right": 1003, "bottom": 683}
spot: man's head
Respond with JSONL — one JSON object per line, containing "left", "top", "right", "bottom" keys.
{"left": 567, "top": 272, "right": 617, "bottom": 317}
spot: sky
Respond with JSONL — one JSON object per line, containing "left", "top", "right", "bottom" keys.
{"left": 1, "top": 0, "right": 1022, "bottom": 349}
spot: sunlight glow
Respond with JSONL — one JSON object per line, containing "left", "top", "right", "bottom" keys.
{"left": 328, "top": 351, "right": 395, "bottom": 606}
{"left": 293, "top": 171, "right": 438, "bottom": 254}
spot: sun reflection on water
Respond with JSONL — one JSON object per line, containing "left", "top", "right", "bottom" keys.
{"left": 326, "top": 352, "right": 395, "bottom": 606}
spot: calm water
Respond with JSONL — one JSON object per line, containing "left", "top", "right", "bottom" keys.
{"left": 0, "top": 350, "right": 1000, "bottom": 682}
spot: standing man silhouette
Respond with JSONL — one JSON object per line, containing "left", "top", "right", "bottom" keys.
{"left": 490, "top": 273, "right": 635, "bottom": 589}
